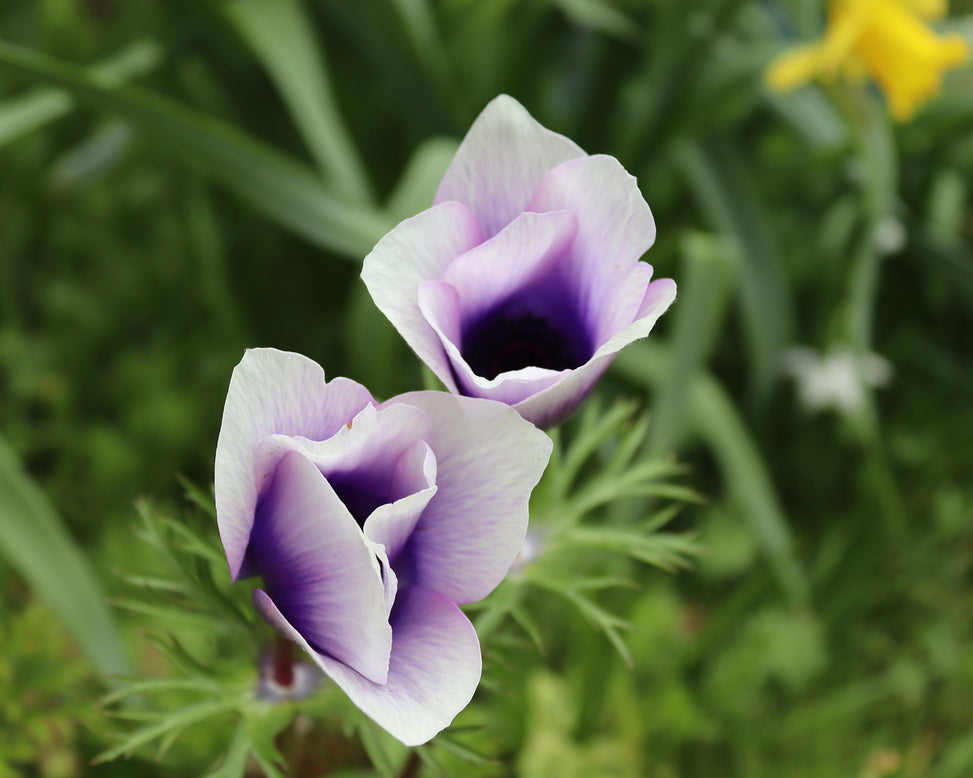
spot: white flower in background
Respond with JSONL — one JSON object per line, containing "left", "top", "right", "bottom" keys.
{"left": 873, "top": 216, "right": 907, "bottom": 255}
{"left": 782, "top": 345, "right": 893, "bottom": 415}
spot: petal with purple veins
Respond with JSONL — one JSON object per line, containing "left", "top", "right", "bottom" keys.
{"left": 436, "top": 210, "right": 578, "bottom": 327}
{"left": 363, "top": 439, "right": 438, "bottom": 566}
{"left": 254, "top": 403, "right": 433, "bottom": 527}
{"left": 215, "top": 348, "right": 374, "bottom": 580}
{"left": 362, "top": 202, "right": 484, "bottom": 393}
{"left": 254, "top": 586, "right": 481, "bottom": 747}
{"left": 527, "top": 154, "right": 658, "bottom": 345}
{"left": 435, "top": 95, "right": 586, "bottom": 237}
{"left": 248, "top": 450, "right": 392, "bottom": 684}
{"left": 386, "top": 391, "right": 552, "bottom": 604}
{"left": 512, "top": 277, "right": 677, "bottom": 429}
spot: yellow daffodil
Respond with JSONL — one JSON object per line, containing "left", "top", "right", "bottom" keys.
{"left": 766, "top": 0, "right": 970, "bottom": 120}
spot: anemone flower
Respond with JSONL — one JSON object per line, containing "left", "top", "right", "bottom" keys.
{"left": 215, "top": 348, "right": 551, "bottom": 745}
{"left": 362, "top": 95, "right": 676, "bottom": 429}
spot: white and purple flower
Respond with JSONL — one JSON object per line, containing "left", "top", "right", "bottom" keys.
{"left": 362, "top": 95, "right": 676, "bottom": 428}
{"left": 214, "top": 348, "right": 551, "bottom": 745}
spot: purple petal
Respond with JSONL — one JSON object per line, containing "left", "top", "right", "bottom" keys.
{"left": 253, "top": 402, "right": 433, "bottom": 526}
{"left": 512, "top": 277, "right": 678, "bottom": 428}
{"left": 417, "top": 283, "right": 566, "bottom": 406}
{"left": 249, "top": 451, "right": 392, "bottom": 684}
{"left": 435, "top": 210, "right": 578, "bottom": 327}
{"left": 385, "top": 391, "right": 552, "bottom": 603}
{"left": 527, "top": 155, "right": 657, "bottom": 346}
{"left": 435, "top": 95, "right": 586, "bottom": 238}
{"left": 363, "top": 439, "right": 438, "bottom": 564}
{"left": 638, "top": 276, "right": 678, "bottom": 319}
{"left": 420, "top": 212, "right": 585, "bottom": 395}
{"left": 215, "top": 348, "right": 374, "bottom": 580}
{"left": 361, "top": 202, "right": 484, "bottom": 394}
{"left": 254, "top": 586, "right": 481, "bottom": 747}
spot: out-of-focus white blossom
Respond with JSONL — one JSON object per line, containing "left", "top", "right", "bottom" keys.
{"left": 782, "top": 345, "right": 893, "bottom": 415}
{"left": 873, "top": 216, "right": 907, "bottom": 255}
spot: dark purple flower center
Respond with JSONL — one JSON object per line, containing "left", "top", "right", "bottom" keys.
{"left": 461, "top": 304, "right": 591, "bottom": 381}
{"left": 326, "top": 470, "right": 392, "bottom": 527}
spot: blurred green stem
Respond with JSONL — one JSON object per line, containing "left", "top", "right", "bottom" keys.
{"left": 843, "top": 92, "right": 907, "bottom": 539}
{"left": 645, "top": 232, "right": 738, "bottom": 457}
{"left": 387, "top": 0, "right": 451, "bottom": 100}
{"left": 0, "top": 39, "right": 162, "bottom": 148}
{"left": 676, "top": 138, "right": 793, "bottom": 405}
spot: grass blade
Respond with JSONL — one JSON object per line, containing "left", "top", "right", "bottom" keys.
{"left": 644, "top": 232, "right": 737, "bottom": 456}
{"left": 225, "top": 0, "right": 373, "bottom": 203}
{"left": 0, "top": 39, "right": 161, "bottom": 148}
{"left": 0, "top": 40, "right": 394, "bottom": 260}
{"left": 676, "top": 138, "right": 793, "bottom": 403}
{"left": 0, "top": 433, "right": 130, "bottom": 680}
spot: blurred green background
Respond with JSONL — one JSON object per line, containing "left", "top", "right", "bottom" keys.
{"left": 1, "top": 0, "right": 972, "bottom": 776}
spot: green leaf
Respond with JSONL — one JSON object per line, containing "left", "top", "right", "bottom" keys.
{"left": 559, "top": 527, "right": 701, "bottom": 572}
{"left": 204, "top": 719, "right": 250, "bottom": 778}
{"left": 0, "top": 433, "right": 130, "bottom": 681}
{"left": 95, "top": 698, "right": 240, "bottom": 763}
{"left": 356, "top": 715, "right": 402, "bottom": 778}
{"left": 528, "top": 575, "right": 634, "bottom": 666}
{"left": 0, "top": 40, "right": 394, "bottom": 260}
{"left": 0, "top": 39, "right": 161, "bottom": 148}
{"left": 244, "top": 702, "right": 292, "bottom": 778}
{"left": 100, "top": 677, "right": 221, "bottom": 708}
{"left": 676, "top": 138, "right": 793, "bottom": 402}
{"left": 613, "top": 344, "right": 810, "bottom": 605}
{"left": 176, "top": 474, "right": 217, "bottom": 520}
{"left": 224, "top": 0, "right": 373, "bottom": 204}
{"left": 644, "top": 232, "right": 738, "bottom": 456}
{"left": 550, "top": 0, "right": 639, "bottom": 40}
{"left": 386, "top": 136, "right": 459, "bottom": 220}
{"left": 551, "top": 399, "right": 638, "bottom": 499}
{"left": 143, "top": 633, "right": 213, "bottom": 677}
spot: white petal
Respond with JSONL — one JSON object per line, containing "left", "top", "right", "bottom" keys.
{"left": 435, "top": 95, "right": 586, "bottom": 237}
{"left": 255, "top": 586, "right": 482, "bottom": 747}
{"left": 361, "top": 202, "right": 484, "bottom": 393}
{"left": 250, "top": 451, "right": 392, "bottom": 683}
{"left": 513, "top": 278, "right": 677, "bottom": 428}
{"left": 215, "top": 348, "right": 373, "bottom": 580}
{"left": 386, "top": 391, "right": 553, "bottom": 603}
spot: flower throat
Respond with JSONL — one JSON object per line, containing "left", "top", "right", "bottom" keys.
{"left": 462, "top": 311, "right": 587, "bottom": 380}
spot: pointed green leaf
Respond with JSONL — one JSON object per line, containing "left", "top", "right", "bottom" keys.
{"left": 0, "top": 40, "right": 394, "bottom": 259}
{"left": 613, "top": 344, "right": 810, "bottom": 604}
{"left": 225, "top": 0, "right": 373, "bottom": 203}
{"left": 676, "top": 138, "right": 792, "bottom": 401}
{"left": 0, "top": 39, "right": 161, "bottom": 148}
{"left": 0, "top": 433, "right": 130, "bottom": 681}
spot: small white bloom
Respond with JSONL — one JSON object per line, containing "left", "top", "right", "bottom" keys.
{"left": 873, "top": 216, "right": 907, "bottom": 255}
{"left": 782, "top": 345, "right": 892, "bottom": 415}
